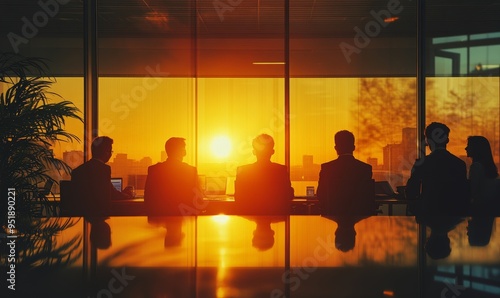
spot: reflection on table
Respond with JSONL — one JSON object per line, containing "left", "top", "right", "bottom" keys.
{"left": 105, "top": 195, "right": 410, "bottom": 216}
{"left": 9, "top": 216, "right": 500, "bottom": 297}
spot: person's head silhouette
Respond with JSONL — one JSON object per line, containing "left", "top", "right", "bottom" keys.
{"left": 425, "top": 232, "right": 451, "bottom": 259}
{"left": 90, "top": 220, "right": 112, "bottom": 249}
{"left": 335, "top": 223, "right": 356, "bottom": 252}
{"left": 425, "top": 122, "right": 450, "bottom": 151}
{"left": 466, "top": 135, "right": 498, "bottom": 179}
{"left": 467, "top": 217, "right": 495, "bottom": 247}
{"left": 165, "top": 137, "right": 187, "bottom": 161}
{"left": 252, "top": 134, "right": 275, "bottom": 161}
{"left": 252, "top": 224, "right": 275, "bottom": 251}
{"left": 334, "top": 130, "right": 355, "bottom": 155}
{"left": 91, "top": 136, "right": 113, "bottom": 163}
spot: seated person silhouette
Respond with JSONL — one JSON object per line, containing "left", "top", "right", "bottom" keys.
{"left": 234, "top": 134, "right": 294, "bottom": 215}
{"left": 244, "top": 216, "right": 285, "bottom": 251}
{"left": 467, "top": 216, "right": 495, "bottom": 247}
{"left": 406, "top": 122, "right": 469, "bottom": 216}
{"left": 317, "top": 130, "right": 375, "bottom": 216}
{"left": 71, "top": 136, "right": 131, "bottom": 217}
{"left": 147, "top": 216, "right": 185, "bottom": 247}
{"left": 322, "top": 215, "right": 372, "bottom": 252}
{"left": 90, "top": 219, "right": 112, "bottom": 250}
{"left": 144, "top": 137, "right": 201, "bottom": 216}
{"left": 421, "top": 216, "right": 464, "bottom": 260}
{"left": 465, "top": 135, "right": 500, "bottom": 216}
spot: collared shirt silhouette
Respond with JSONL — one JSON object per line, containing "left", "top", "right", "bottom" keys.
{"left": 316, "top": 130, "right": 374, "bottom": 216}
{"left": 234, "top": 134, "right": 294, "bottom": 215}
{"left": 406, "top": 122, "right": 469, "bottom": 216}
{"left": 144, "top": 137, "right": 200, "bottom": 215}
{"left": 71, "top": 136, "right": 128, "bottom": 216}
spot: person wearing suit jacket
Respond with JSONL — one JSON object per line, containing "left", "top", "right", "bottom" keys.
{"left": 144, "top": 137, "right": 201, "bottom": 215}
{"left": 71, "top": 136, "right": 129, "bottom": 217}
{"left": 316, "top": 130, "right": 374, "bottom": 216}
{"left": 406, "top": 122, "right": 469, "bottom": 216}
{"left": 234, "top": 134, "right": 294, "bottom": 215}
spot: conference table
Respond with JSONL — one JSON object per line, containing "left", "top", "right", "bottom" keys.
{"left": 108, "top": 194, "right": 410, "bottom": 216}
{"left": 15, "top": 214, "right": 500, "bottom": 298}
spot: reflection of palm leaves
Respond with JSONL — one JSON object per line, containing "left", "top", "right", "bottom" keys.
{"left": 18, "top": 218, "right": 82, "bottom": 269}
{"left": 98, "top": 237, "right": 155, "bottom": 267}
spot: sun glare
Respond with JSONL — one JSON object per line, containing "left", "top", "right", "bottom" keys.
{"left": 210, "top": 135, "right": 232, "bottom": 159}
{"left": 212, "top": 214, "right": 230, "bottom": 225}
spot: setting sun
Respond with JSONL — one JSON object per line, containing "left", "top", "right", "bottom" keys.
{"left": 210, "top": 135, "right": 232, "bottom": 159}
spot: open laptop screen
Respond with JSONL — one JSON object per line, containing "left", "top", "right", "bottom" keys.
{"left": 374, "top": 181, "right": 396, "bottom": 196}
{"left": 111, "top": 178, "right": 122, "bottom": 192}
{"left": 205, "top": 176, "right": 227, "bottom": 196}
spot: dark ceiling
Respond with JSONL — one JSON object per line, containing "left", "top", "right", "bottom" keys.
{"left": 1, "top": 0, "right": 499, "bottom": 39}
{"left": 1, "top": 0, "right": 499, "bottom": 77}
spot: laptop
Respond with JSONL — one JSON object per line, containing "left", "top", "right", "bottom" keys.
{"left": 111, "top": 178, "right": 123, "bottom": 192}
{"left": 374, "top": 181, "right": 397, "bottom": 196}
{"left": 204, "top": 176, "right": 230, "bottom": 200}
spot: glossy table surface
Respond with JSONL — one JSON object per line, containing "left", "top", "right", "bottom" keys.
{"left": 4, "top": 215, "right": 500, "bottom": 298}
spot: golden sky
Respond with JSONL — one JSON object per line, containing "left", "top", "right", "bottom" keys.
{"left": 48, "top": 77, "right": 499, "bottom": 170}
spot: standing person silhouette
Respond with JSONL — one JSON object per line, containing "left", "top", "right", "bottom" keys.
{"left": 234, "top": 134, "right": 294, "bottom": 215}
{"left": 465, "top": 135, "right": 499, "bottom": 215}
{"left": 406, "top": 122, "right": 469, "bottom": 216}
{"left": 144, "top": 137, "right": 201, "bottom": 215}
{"left": 316, "top": 130, "right": 375, "bottom": 216}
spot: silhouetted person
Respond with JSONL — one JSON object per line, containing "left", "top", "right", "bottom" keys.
{"left": 147, "top": 216, "right": 185, "bottom": 247}
{"left": 144, "top": 137, "right": 201, "bottom": 215}
{"left": 317, "top": 130, "right": 375, "bottom": 216}
{"left": 322, "top": 215, "right": 371, "bottom": 252}
{"left": 245, "top": 216, "right": 285, "bottom": 251}
{"left": 465, "top": 136, "right": 499, "bottom": 216}
{"left": 71, "top": 136, "right": 131, "bottom": 217}
{"left": 90, "top": 219, "right": 112, "bottom": 249}
{"left": 467, "top": 216, "right": 495, "bottom": 247}
{"left": 421, "top": 216, "right": 464, "bottom": 260}
{"left": 406, "top": 122, "right": 469, "bottom": 216}
{"left": 234, "top": 134, "right": 294, "bottom": 215}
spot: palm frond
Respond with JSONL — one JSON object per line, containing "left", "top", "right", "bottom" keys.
{"left": 1, "top": 53, "right": 83, "bottom": 271}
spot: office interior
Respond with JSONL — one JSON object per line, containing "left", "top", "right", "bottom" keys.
{"left": 1, "top": 0, "right": 500, "bottom": 297}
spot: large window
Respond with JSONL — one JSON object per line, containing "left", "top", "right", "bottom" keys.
{"left": 1, "top": 1, "right": 499, "bottom": 197}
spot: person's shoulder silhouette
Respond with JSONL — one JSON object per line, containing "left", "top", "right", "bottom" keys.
{"left": 234, "top": 134, "right": 293, "bottom": 215}
{"left": 465, "top": 135, "right": 499, "bottom": 216}
{"left": 71, "top": 136, "right": 124, "bottom": 216}
{"left": 406, "top": 122, "right": 468, "bottom": 216}
{"left": 144, "top": 137, "right": 200, "bottom": 216}
{"left": 317, "top": 130, "right": 374, "bottom": 216}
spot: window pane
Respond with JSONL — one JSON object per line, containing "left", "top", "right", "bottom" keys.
{"left": 197, "top": 78, "right": 285, "bottom": 179}
{"left": 196, "top": 0, "right": 285, "bottom": 187}
{"left": 98, "top": 77, "right": 195, "bottom": 196}
{"left": 427, "top": 77, "right": 500, "bottom": 166}
{"left": 0, "top": 1, "right": 84, "bottom": 194}
{"left": 98, "top": 1, "right": 195, "bottom": 195}
{"left": 290, "top": 78, "right": 417, "bottom": 195}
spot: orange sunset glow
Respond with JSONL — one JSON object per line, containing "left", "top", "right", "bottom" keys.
{"left": 46, "top": 76, "right": 500, "bottom": 195}
{"left": 4, "top": 1, "right": 500, "bottom": 297}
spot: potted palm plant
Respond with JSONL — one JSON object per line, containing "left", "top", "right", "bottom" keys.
{"left": 0, "top": 52, "right": 83, "bottom": 273}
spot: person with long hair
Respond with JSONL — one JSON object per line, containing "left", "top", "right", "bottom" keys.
{"left": 465, "top": 136, "right": 499, "bottom": 215}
